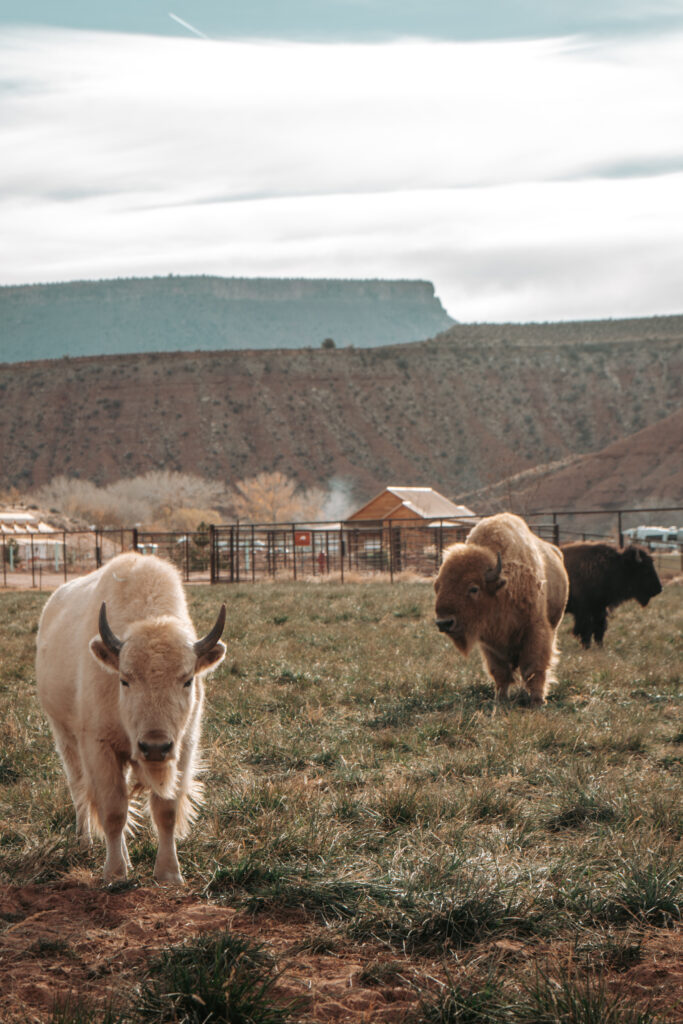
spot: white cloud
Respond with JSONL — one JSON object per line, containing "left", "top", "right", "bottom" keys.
{"left": 1, "top": 26, "right": 682, "bottom": 321}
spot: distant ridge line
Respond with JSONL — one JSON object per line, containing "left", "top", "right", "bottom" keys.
{"left": 0, "top": 274, "right": 456, "bottom": 363}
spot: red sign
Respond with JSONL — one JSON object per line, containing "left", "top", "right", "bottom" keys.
{"left": 294, "top": 531, "right": 312, "bottom": 547}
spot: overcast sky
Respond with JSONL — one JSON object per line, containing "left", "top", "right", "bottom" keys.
{"left": 1, "top": 1, "right": 683, "bottom": 322}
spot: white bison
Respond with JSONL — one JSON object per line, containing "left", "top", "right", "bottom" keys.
{"left": 36, "top": 552, "right": 226, "bottom": 884}
{"left": 434, "top": 513, "right": 568, "bottom": 706}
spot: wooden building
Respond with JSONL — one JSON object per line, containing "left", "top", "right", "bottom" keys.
{"left": 345, "top": 487, "right": 477, "bottom": 573}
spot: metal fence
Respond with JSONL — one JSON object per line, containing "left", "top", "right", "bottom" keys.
{"left": 209, "top": 519, "right": 472, "bottom": 583}
{"left": 134, "top": 528, "right": 213, "bottom": 584}
{"left": 2, "top": 506, "right": 682, "bottom": 589}
{"left": 526, "top": 506, "right": 683, "bottom": 581}
{"left": 1, "top": 525, "right": 218, "bottom": 589}
{"left": 525, "top": 505, "right": 683, "bottom": 548}
{"left": 1, "top": 527, "right": 134, "bottom": 590}
{"left": 208, "top": 508, "right": 683, "bottom": 583}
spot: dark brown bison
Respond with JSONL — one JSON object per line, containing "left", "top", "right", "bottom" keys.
{"left": 561, "top": 541, "right": 662, "bottom": 648}
{"left": 434, "top": 513, "right": 569, "bottom": 706}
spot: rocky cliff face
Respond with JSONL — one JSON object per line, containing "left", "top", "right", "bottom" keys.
{"left": 0, "top": 276, "right": 455, "bottom": 362}
{"left": 1, "top": 315, "right": 681, "bottom": 509}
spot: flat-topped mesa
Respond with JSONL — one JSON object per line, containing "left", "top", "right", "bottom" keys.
{"left": 1, "top": 275, "right": 455, "bottom": 362}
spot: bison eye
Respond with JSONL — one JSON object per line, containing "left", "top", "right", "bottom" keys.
{"left": 183, "top": 677, "right": 194, "bottom": 688}
{"left": 468, "top": 585, "right": 480, "bottom": 596}
{"left": 120, "top": 678, "right": 130, "bottom": 688}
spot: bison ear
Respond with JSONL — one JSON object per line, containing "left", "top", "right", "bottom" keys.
{"left": 89, "top": 637, "right": 120, "bottom": 673}
{"left": 195, "top": 640, "right": 227, "bottom": 676}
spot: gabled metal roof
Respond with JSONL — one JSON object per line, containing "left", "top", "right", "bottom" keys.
{"left": 349, "top": 486, "right": 476, "bottom": 522}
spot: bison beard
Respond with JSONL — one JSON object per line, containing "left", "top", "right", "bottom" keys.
{"left": 561, "top": 541, "right": 662, "bottom": 648}
{"left": 434, "top": 513, "right": 569, "bottom": 706}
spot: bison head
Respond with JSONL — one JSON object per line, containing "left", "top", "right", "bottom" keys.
{"left": 623, "top": 546, "right": 663, "bottom": 606}
{"left": 89, "top": 603, "right": 226, "bottom": 797}
{"left": 434, "top": 543, "right": 506, "bottom": 654}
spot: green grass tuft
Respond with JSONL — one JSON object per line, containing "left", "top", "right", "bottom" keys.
{"left": 134, "top": 931, "right": 296, "bottom": 1024}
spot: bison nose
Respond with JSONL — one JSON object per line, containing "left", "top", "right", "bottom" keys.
{"left": 138, "top": 736, "right": 174, "bottom": 762}
{"left": 436, "top": 617, "right": 455, "bottom": 634}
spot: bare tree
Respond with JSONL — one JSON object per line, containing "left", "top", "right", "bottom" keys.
{"left": 31, "top": 472, "right": 228, "bottom": 529}
{"left": 30, "top": 471, "right": 335, "bottom": 528}
{"left": 108, "top": 471, "right": 226, "bottom": 514}
{"left": 230, "top": 472, "right": 325, "bottom": 523}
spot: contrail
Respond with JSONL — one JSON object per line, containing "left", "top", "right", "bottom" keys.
{"left": 168, "top": 12, "right": 209, "bottom": 39}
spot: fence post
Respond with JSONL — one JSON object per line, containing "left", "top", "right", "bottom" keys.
{"left": 251, "top": 525, "right": 256, "bottom": 583}
{"left": 210, "top": 524, "right": 217, "bottom": 583}
{"left": 552, "top": 514, "right": 560, "bottom": 547}
{"left": 30, "top": 533, "right": 36, "bottom": 588}
{"left": 2, "top": 534, "right": 6, "bottom": 587}
{"left": 291, "top": 524, "right": 297, "bottom": 580}
{"left": 63, "top": 532, "right": 68, "bottom": 581}
{"left": 339, "top": 527, "right": 344, "bottom": 583}
{"left": 132, "top": 527, "right": 139, "bottom": 552}
{"left": 229, "top": 526, "right": 234, "bottom": 583}
{"left": 617, "top": 511, "right": 624, "bottom": 547}
{"left": 235, "top": 522, "right": 240, "bottom": 583}
{"left": 389, "top": 522, "right": 394, "bottom": 583}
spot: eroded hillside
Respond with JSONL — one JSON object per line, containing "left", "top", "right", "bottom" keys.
{"left": 1, "top": 315, "right": 681, "bottom": 504}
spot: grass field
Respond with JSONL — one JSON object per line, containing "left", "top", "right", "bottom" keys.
{"left": 0, "top": 578, "right": 681, "bottom": 1023}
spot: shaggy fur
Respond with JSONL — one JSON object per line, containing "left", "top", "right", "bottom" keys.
{"left": 36, "top": 552, "right": 226, "bottom": 884}
{"left": 561, "top": 541, "right": 662, "bottom": 648}
{"left": 434, "top": 513, "right": 569, "bottom": 706}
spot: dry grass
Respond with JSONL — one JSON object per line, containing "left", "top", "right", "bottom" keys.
{"left": 0, "top": 579, "right": 681, "bottom": 1022}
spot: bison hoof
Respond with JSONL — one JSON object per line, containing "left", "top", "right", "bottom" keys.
{"left": 154, "top": 869, "right": 184, "bottom": 885}
{"left": 103, "top": 866, "right": 127, "bottom": 884}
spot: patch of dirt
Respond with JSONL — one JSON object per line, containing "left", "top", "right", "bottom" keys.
{"left": 609, "top": 932, "right": 683, "bottom": 1020}
{"left": 0, "top": 878, "right": 427, "bottom": 1023}
{"left": 1, "top": 879, "right": 681, "bottom": 1022}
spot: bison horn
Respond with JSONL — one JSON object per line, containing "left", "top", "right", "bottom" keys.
{"left": 484, "top": 552, "right": 503, "bottom": 583}
{"left": 194, "top": 604, "right": 226, "bottom": 658}
{"left": 99, "top": 602, "right": 124, "bottom": 654}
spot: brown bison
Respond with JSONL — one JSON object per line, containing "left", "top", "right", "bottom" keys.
{"left": 561, "top": 541, "right": 662, "bottom": 648}
{"left": 36, "top": 552, "right": 227, "bottom": 884}
{"left": 434, "top": 513, "right": 569, "bottom": 706}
